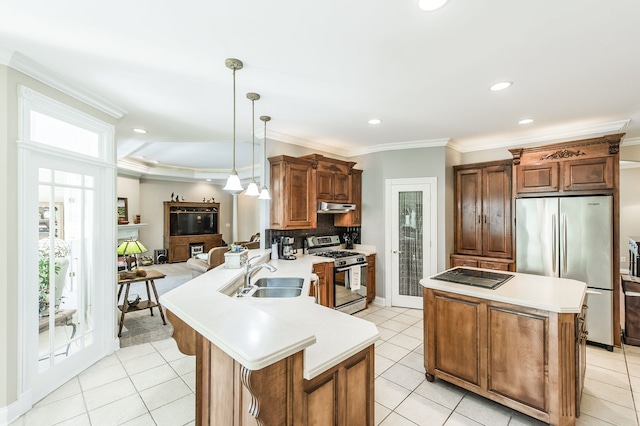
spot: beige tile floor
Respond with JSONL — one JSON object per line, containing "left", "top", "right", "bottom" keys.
{"left": 10, "top": 304, "right": 640, "bottom": 426}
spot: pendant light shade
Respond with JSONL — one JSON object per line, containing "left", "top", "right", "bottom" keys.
{"left": 223, "top": 58, "right": 245, "bottom": 193}
{"left": 258, "top": 115, "right": 271, "bottom": 200}
{"left": 244, "top": 92, "right": 261, "bottom": 196}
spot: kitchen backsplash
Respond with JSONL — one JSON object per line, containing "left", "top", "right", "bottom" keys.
{"left": 265, "top": 215, "right": 361, "bottom": 251}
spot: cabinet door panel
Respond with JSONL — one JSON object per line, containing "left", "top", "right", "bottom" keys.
{"left": 517, "top": 163, "right": 559, "bottom": 194}
{"left": 287, "top": 163, "right": 316, "bottom": 227}
{"left": 483, "top": 166, "right": 512, "bottom": 258}
{"left": 488, "top": 307, "right": 546, "bottom": 411}
{"left": 334, "top": 172, "right": 350, "bottom": 201}
{"left": 434, "top": 295, "right": 480, "bottom": 385}
{"left": 304, "top": 374, "right": 337, "bottom": 426}
{"left": 317, "top": 171, "right": 334, "bottom": 200}
{"left": 344, "top": 353, "right": 371, "bottom": 426}
{"left": 563, "top": 157, "right": 614, "bottom": 191}
{"left": 456, "top": 169, "right": 482, "bottom": 255}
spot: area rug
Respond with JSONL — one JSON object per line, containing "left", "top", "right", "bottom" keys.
{"left": 118, "top": 267, "right": 192, "bottom": 347}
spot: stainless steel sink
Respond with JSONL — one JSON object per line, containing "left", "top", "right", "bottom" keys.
{"left": 253, "top": 277, "right": 304, "bottom": 288}
{"left": 251, "top": 287, "right": 302, "bottom": 298}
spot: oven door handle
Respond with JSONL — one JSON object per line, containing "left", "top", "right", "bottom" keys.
{"left": 335, "top": 263, "right": 367, "bottom": 273}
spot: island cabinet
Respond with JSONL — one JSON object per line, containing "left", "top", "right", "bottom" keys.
{"left": 269, "top": 155, "right": 317, "bottom": 230}
{"left": 167, "top": 311, "right": 375, "bottom": 426}
{"left": 452, "top": 160, "right": 514, "bottom": 271}
{"left": 423, "top": 288, "right": 586, "bottom": 426}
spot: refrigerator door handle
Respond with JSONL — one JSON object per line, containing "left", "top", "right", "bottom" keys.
{"left": 552, "top": 214, "right": 557, "bottom": 274}
{"left": 586, "top": 289, "right": 602, "bottom": 295}
{"left": 562, "top": 214, "right": 568, "bottom": 274}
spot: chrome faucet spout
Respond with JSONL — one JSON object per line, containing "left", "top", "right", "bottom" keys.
{"left": 240, "top": 262, "right": 277, "bottom": 294}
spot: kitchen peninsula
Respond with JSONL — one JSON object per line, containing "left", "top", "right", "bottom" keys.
{"left": 160, "top": 249, "right": 379, "bottom": 426}
{"left": 421, "top": 268, "right": 587, "bottom": 426}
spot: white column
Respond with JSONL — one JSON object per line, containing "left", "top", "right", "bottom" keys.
{"left": 232, "top": 193, "right": 239, "bottom": 243}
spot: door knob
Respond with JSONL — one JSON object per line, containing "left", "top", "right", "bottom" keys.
{"left": 392, "top": 250, "right": 402, "bottom": 254}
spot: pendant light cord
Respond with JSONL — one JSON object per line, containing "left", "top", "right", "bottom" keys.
{"left": 232, "top": 68, "right": 236, "bottom": 172}
{"left": 251, "top": 98, "right": 255, "bottom": 180}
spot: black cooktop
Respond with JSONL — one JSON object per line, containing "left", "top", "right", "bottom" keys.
{"left": 315, "top": 250, "right": 362, "bottom": 259}
{"left": 431, "top": 267, "right": 514, "bottom": 290}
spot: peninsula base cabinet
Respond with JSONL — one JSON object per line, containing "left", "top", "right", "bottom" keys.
{"left": 168, "top": 310, "right": 375, "bottom": 426}
{"left": 423, "top": 289, "right": 586, "bottom": 426}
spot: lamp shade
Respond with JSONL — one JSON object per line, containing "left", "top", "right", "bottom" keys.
{"left": 223, "top": 171, "right": 244, "bottom": 192}
{"left": 245, "top": 181, "right": 260, "bottom": 196}
{"left": 117, "top": 240, "right": 148, "bottom": 256}
{"left": 258, "top": 186, "right": 271, "bottom": 200}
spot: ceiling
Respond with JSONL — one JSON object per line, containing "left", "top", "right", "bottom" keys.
{"left": 2, "top": 0, "right": 639, "bottom": 183}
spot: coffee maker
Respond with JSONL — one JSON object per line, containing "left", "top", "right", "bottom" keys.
{"left": 279, "top": 236, "right": 297, "bottom": 260}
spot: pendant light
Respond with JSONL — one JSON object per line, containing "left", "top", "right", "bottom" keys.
{"left": 258, "top": 115, "right": 272, "bottom": 200}
{"left": 244, "top": 92, "right": 260, "bottom": 196}
{"left": 223, "top": 58, "right": 244, "bottom": 193}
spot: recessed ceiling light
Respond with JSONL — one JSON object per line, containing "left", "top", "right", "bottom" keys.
{"left": 418, "top": 0, "right": 449, "bottom": 11}
{"left": 368, "top": 118, "right": 382, "bottom": 125}
{"left": 490, "top": 81, "right": 513, "bottom": 91}
{"left": 518, "top": 118, "right": 534, "bottom": 125}
{"left": 133, "top": 128, "right": 148, "bottom": 134}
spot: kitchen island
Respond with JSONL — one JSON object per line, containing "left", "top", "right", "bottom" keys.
{"left": 160, "top": 249, "right": 379, "bottom": 426}
{"left": 420, "top": 268, "right": 587, "bottom": 426}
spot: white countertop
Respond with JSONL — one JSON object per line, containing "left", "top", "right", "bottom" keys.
{"left": 420, "top": 267, "right": 586, "bottom": 313}
{"left": 160, "top": 249, "right": 379, "bottom": 379}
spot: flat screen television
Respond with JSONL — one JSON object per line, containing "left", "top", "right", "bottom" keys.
{"left": 170, "top": 212, "right": 218, "bottom": 236}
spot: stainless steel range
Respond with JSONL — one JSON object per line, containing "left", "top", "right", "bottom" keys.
{"left": 306, "top": 235, "right": 368, "bottom": 314}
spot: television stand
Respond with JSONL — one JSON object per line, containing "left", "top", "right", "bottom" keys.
{"left": 163, "top": 202, "right": 223, "bottom": 263}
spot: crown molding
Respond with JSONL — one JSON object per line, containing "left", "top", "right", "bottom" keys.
{"left": 454, "top": 120, "right": 631, "bottom": 153}
{"left": 7, "top": 51, "right": 127, "bottom": 119}
{"left": 348, "top": 138, "right": 451, "bottom": 157}
{"left": 622, "top": 136, "right": 640, "bottom": 146}
{"left": 117, "top": 158, "right": 258, "bottom": 184}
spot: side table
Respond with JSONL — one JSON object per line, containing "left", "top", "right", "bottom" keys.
{"left": 39, "top": 308, "right": 77, "bottom": 357}
{"left": 117, "top": 270, "right": 167, "bottom": 337}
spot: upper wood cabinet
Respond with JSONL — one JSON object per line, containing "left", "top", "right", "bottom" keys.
{"left": 454, "top": 160, "right": 512, "bottom": 259}
{"left": 269, "top": 155, "right": 317, "bottom": 230}
{"left": 302, "top": 154, "right": 356, "bottom": 202}
{"left": 509, "top": 134, "right": 623, "bottom": 196}
{"left": 334, "top": 169, "right": 363, "bottom": 227}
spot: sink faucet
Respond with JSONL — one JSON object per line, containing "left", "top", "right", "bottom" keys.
{"left": 238, "top": 256, "right": 277, "bottom": 295}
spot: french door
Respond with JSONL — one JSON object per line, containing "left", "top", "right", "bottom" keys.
{"left": 386, "top": 178, "right": 437, "bottom": 309}
{"left": 18, "top": 85, "right": 117, "bottom": 406}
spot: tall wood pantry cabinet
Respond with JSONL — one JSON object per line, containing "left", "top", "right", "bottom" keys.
{"left": 451, "top": 159, "right": 514, "bottom": 271}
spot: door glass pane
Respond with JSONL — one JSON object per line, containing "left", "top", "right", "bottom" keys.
{"left": 398, "top": 191, "right": 423, "bottom": 297}
{"left": 37, "top": 169, "right": 94, "bottom": 371}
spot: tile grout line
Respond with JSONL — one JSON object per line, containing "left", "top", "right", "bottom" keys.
{"left": 623, "top": 344, "right": 640, "bottom": 426}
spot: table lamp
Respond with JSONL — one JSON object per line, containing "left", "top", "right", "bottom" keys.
{"left": 117, "top": 239, "right": 147, "bottom": 271}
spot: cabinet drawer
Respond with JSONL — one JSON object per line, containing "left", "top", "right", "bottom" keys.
{"left": 450, "top": 256, "right": 478, "bottom": 268}
{"left": 478, "top": 261, "right": 510, "bottom": 271}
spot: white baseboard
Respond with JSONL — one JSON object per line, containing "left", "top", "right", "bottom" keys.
{"left": 0, "top": 390, "right": 33, "bottom": 426}
{"left": 373, "top": 296, "right": 386, "bottom": 307}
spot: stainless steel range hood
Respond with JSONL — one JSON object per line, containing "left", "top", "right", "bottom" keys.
{"left": 317, "top": 202, "right": 356, "bottom": 214}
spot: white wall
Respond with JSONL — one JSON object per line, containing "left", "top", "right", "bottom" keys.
{"left": 116, "top": 176, "right": 140, "bottom": 224}
{"left": 353, "top": 146, "right": 454, "bottom": 301}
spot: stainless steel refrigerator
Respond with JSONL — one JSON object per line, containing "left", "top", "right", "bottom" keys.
{"left": 516, "top": 195, "right": 613, "bottom": 349}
